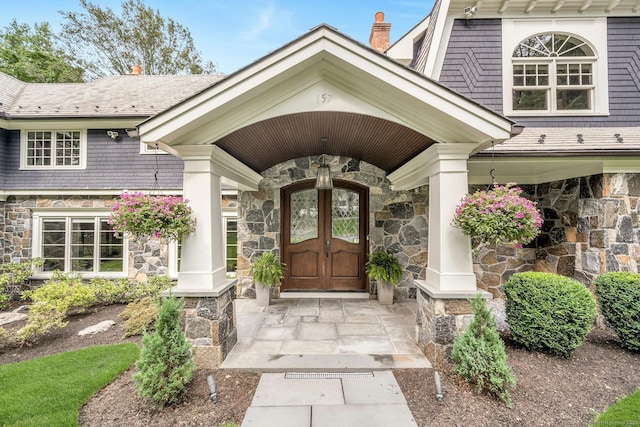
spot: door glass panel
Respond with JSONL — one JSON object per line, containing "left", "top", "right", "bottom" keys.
{"left": 290, "top": 189, "right": 318, "bottom": 243}
{"left": 332, "top": 189, "right": 359, "bottom": 243}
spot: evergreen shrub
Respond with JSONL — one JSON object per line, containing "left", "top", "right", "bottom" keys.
{"left": 90, "top": 277, "right": 131, "bottom": 304}
{"left": 0, "top": 259, "right": 43, "bottom": 309}
{"left": 120, "top": 297, "right": 159, "bottom": 337}
{"left": 450, "top": 294, "right": 516, "bottom": 407}
{"left": 18, "top": 272, "right": 97, "bottom": 342}
{"left": 134, "top": 297, "right": 196, "bottom": 406}
{"left": 505, "top": 272, "right": 597, "bottom": 358}
{"left": 595, "top": 272, "right": 640, "bottom": 351}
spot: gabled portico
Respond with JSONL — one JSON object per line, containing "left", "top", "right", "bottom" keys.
{"left": 137, "top": 24, "right": 516, "bottom": 367}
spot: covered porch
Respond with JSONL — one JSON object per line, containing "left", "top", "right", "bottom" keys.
{"left": 137, "top": 25, "right": 516, "bottom": 367}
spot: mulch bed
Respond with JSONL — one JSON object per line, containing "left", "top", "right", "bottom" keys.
{"left": 2, "top": 304, "right": 639, "bottom": 426}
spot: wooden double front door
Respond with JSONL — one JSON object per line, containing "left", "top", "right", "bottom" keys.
{"left": 282, "top": 180, "right": 368, "bottom": 291}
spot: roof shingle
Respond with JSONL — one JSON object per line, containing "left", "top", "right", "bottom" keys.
{"left": 0, "top": 72, "right": 224, "bottom": 118}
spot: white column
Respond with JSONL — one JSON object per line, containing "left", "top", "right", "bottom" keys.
{"left": 175, "top": 147, "right": 229, "bottom": 292}
{"left": 425, "top": 145, "right": 477, "bottom": 292}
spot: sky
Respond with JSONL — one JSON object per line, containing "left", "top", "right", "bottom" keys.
{"left": 0, "top": 0, "right": 434, "bottom": 74}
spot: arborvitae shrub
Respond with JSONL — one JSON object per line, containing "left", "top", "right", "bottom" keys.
{"left": 505, "top": 272, "right": 597, "bottom": 358}
{"left": 595, "top": 272, "right": 640, "bottom": 351}
{"left": 134, "top": 297, "right": 196, "bottom": 406}
{"left": 450, "top": 294, "right": 516, "bottom": 407}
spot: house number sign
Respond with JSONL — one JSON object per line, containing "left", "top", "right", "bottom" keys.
{"left": 316, "top": 93, "right": 332, "bottom": 104}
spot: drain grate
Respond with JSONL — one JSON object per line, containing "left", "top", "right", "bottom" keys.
{"left": 285, "top": 372, "right": 374, "bottom": 379}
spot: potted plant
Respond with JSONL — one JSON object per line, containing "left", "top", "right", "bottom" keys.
{"left": 249, "top": 252, "right": 285, "bottom": 306}
{"left": 452, "top": 182, "right": 543, "bottom": 255}
{"left": 366, "top": 249, "right": 403, "bottom": 305}
{"left": 108, "top": 192, "right": 196, "bottom": 241}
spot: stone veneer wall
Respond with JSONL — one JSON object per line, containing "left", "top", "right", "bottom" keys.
{"left": 472, "top": 173, "right": 640, "bottom": 296}
{"left": 183, "top": 289, "right": 237, "bottom": 369}
{"left": 574, "top": 173, "right": 640, "bottom": 286}
{"left": 0, "top": 199, "right": 7, "bottom": 263}
{"left": 1, "top": 195, "right": 171, "bottom": 279}
{"left": 236, "top": 155, "right": 429, "bottom": 301}
{"left": 415, "top": 287, "right": 476, "bottom": 366}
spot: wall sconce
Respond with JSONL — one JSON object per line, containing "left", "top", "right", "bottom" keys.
{"left": 106, "top": 130, "right": 119, "bottom": 140}
{"left": 315, "top": 137, "right": 333, "bottom": 190}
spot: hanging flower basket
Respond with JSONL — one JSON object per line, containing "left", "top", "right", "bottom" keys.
{"left": 453, "top": 183, "right": 543, "bottom": 252}
{"left": 108, "top": 192, "right": 196, "bottom": 241}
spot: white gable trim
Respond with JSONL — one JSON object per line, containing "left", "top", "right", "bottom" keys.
{"left": 138, "top": 25, "right": 513, "bottom": 162}
{"left": 423, "top": 0, "right": 454, "bottom": 78}
{"left": 386, "top": 15, "right": 431, "bottom": 66}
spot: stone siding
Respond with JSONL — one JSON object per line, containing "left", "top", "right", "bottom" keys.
{"left": 236, "top": 155, "right": 429, "bottom": 301}
{"left": 574, "top": 173, "right": 640, "bottom": 286}
{"left": 415, "top": 287, "right": 476, "bottom": 366}
{"left": 1, "top": 195, "right": 170, "bottom": 280}
{"left": 183, "top": 287, "right": 237, "bottom": 369}
{"left": 472, "top": 174, "right": 640, "bottom": 295}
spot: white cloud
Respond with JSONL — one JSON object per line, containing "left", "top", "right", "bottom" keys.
{"left": 241, "top": 3, "right": 277, "bottom": 41}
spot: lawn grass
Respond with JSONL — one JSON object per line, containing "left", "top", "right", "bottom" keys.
{"left": 593, "top": 388, "right": 640, "bottom": 425}
{"left": 0, "top": 343, "right": 139, "bottom": 426}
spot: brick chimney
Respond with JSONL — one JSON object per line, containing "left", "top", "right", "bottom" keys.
{"left": 131, "top": 64, "right": 142, "bottom": 75}
{"left": 369, "top": 12, "right": 391, "bottom": 53}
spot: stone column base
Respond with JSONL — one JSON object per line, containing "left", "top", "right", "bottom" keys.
{"left": 414, "top": 280, "right": 491, "bottom": 367}
{"left": 169, "top": 282, "right": 237, "bottom": 370}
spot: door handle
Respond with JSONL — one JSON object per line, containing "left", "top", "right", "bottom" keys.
{"left": 326, "top": 240, "right": 330, "bottom": 258}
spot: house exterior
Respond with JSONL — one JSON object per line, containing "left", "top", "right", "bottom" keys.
{"left": 1, "top": 1, "right": 639, "bottom": 366}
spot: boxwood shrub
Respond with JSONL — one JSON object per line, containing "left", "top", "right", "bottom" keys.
{"left": 595, "top": 272, "right": 640, "bottom": 351}
{"left": 505, "top": 272, "right": 597, "bottom": 358}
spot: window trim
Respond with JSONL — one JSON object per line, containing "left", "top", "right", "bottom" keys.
{"left": 168, "top": 211, "right": 237, "bottom": 279}
{"left": 502, "top": 18, "right": 609, "bottom": 117}
{"left": 139, "top": 142, "right": 169, "bottom": 155}
{"left": 31, "top": 209, "right": 128, "bottom": 279}
{"left": 20, "top": 129, "right": 87, "bottom": 170}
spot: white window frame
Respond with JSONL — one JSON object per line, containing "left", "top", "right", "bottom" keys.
{"left": 31, "top": 209, "right": 128, "bottom": 279}
{"left": 139, "top": 142, "right": 169, "bottom": 155}
{"left": 20, "top": 129, "right": 87, "bottom": 169}
{"left": 168, "top": 211, "right": 238, "bottom": 279}
{"left": 502, "top": 18, "right": 609, "bottom": 117}
{"left": 224, "top": 216, "right": 238, "bottom": 279}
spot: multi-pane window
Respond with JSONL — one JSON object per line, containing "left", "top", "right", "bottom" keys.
{"left": 39, "top": 216, "right": 124, "bottom": 274}
{"left": 225, "top": 218, "right": 238, "bottom": 277}
{"left": 24, "top": 130, "right": 83, "bottom": 168}
{"left": 512, "top": 33, "right": 595, "bottom": 113}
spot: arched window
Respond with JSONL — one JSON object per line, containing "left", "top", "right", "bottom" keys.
{"left": 512, "top": 33, "right": 596, "bottom": 112}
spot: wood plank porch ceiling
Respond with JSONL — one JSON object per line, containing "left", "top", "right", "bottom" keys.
{"left": 214, "top": 112, "right": 435, "bottom": 174}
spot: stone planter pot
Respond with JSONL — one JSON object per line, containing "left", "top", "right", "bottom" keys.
{"left": 255, "top": 282, "right": 272, "bottom": 306}
{"left": 377, "top": 281, "right": 395, "bottom": 305}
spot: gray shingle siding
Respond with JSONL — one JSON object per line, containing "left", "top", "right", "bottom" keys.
{"left": 439, "top": 17, "right": 640, "bottom": 128}
{"left": 3, "top": 129, "right": 183, "bottom": 191}
{"left": 439, "top": 19, "right": 504, "bottom": 112}
{"left": 0, "top": 128, "right": 6, "bottom": 188}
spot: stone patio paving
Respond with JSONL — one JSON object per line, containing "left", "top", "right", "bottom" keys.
{"left": 222, "top": 296, "right": 431, "bottom": 370}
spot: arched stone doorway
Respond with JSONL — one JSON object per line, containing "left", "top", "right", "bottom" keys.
{"left": 281, "top": 179, "right": 369, "bottom": 292}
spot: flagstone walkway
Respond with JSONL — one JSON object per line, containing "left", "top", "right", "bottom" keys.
{"left": 222, "top": 296, "right": 430, "bottom": 370}
{"left": 225, "top": 297, "right": 428, "bottom": 426}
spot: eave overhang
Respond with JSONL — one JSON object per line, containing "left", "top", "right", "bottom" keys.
{"left": 138, "top": 24, "right": 514, "bottom": 188}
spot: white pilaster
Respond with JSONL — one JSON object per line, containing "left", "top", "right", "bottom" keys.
{"left": 173, "top": 146, "right": 229, "bottom": 292}
{"left": 424, "top": 144, "right": 477, "bottom": 292}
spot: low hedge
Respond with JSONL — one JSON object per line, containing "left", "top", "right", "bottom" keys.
{"left": 505, "top": 272, "right": 597, "bottom": 358}
{"left": 595, "top": 272, "right": 640, "bottom": 351}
